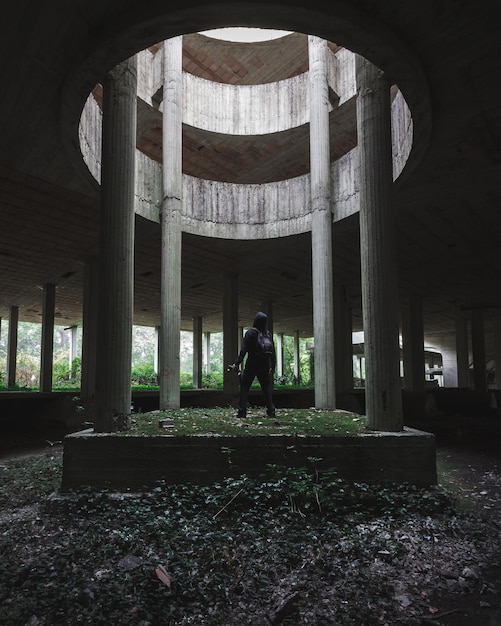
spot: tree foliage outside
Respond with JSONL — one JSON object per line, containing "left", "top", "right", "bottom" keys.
{"left": 0, "top": 321, "right": 82, "bottom": 389}
{"left": 278, "top": 334, "right": 312, "bottom": 386}
{"left": 0, "top": 322, "right": 314, "bottom": 391}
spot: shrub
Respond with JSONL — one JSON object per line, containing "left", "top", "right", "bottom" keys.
{"left": 131, "top": 363, "right": 157, "bottom": 386}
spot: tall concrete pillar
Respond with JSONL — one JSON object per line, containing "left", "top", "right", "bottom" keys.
{"left": 471, "top": 309, "right": 487, "bottom": 392}
{"left": 308, "top": 35, "right": 336, "bottom": 408}
{"left": 68, "top": 325, "right": 78, "bottom": 377}
{"left": 293, "top": 330, "right": 301, "bottom": 384}
{"left": 356, "top": 55, "right": 402, "bottom": 431}
{"left": 159, "top": 36, "right": 183, "bottom": 410}
{"left": 95, "top": 55, "right": 137, "bottom": 432}
{"left": 223, "top": 273, "right": 240, "bottom": 400}
{"left": 203, "top": 331, "right": 211, "bottom": 375}
{"left": 455, "top": 313, "right": 470, "bottom": 388}
{"left": 260, "top": 301, "right": 274, "bottom": 336}
{"left": 153, "top": 326, "right": 160, "bottom": 375}
{"left": 494, "top": 318, "right": 501, "bottom": 389}
{"left": 40, "top": 283, "right": 56, "bottom": 392}
{"left": 401, "top": 294, "right": 426, "bottom": 417}
{"left": 441, "top": 315, "right": 470, "bottom": 388}
{"left": 276, "top": 333, "right": 284, "bottom": 378}
{"left": 81, "top": 255, "right": 98, "bottom": 406}
{"left": 356, "top": 355, "right": 363, "bottom": 381}
{"left": 6, "top": 305, "right": 18, "bottom": 388}
{"left": 334, "top": 283, "right": 353, "bottom": 394}
{"left": 193, "top": 317, "right": 203, "bottom": 389}
{"left": 401, "top": 295, "right": 425, "bottom": 394}
{"left": 440, "top": 334, "right": 459, "bottom": 388}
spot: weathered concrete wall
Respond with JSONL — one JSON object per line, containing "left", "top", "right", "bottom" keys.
{"left": 184, "top": 73, "right": 311, "bottom": 135}
{"left": 61, "top": 427, "right": 437, "bottom": 491}
{"left": 78, "top": 44, "right": 412, "bottom": 238}
{"left": 134, "top": 150, "right": 360, "bottom": 238}
{"left": 327, "top": 47, "right": 356, "bottom": 105}
{"left": 135, "top": 150, "right": 161, "bottom": 221}
{"left": 182, "top": 173, "right": 312, "bottom": 238}
{"left": 137, "top": 49, "right": 155, "bottom": 105}
{"left": 331, "top": 148, "right": 359, "bottom": 222}
{"left": 79, "top": 92, "right": 102, "bottom": 184}
{"left": 391, "top": 88, "right": 413, "bottom": 180}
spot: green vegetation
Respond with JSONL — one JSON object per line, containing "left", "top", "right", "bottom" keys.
{"left": 0, "top": 323, "right": 316, "bottom": 391}
{"left": 125, "top": 406, "right": 367, "bottom": 437}
{"left": 1, "top": 448, "right": 479, "bottom": 626}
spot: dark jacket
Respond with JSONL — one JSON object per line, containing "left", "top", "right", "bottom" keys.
{"left": 236, "top": 312, "right": 276, "bottom": 370}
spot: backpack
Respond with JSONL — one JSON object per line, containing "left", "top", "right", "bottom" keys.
{"left": 253, "top": 327, "right": 274, "bottom": 358}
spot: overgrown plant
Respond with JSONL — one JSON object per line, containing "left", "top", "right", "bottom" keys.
{"left": 125, "top": 407, "right": 368, "bottom": 437}
{"left": 0, "top": 449, "right": 496, "bottom": 626}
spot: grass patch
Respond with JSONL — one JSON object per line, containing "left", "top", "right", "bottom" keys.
{"left": 123, "top": 407, "right": 368, "bottom": 437}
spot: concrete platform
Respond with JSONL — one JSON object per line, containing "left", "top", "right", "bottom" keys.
{"left": 61, "top": 427, "right": 437, "bottom": 492}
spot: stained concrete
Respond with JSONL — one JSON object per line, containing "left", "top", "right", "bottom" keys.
{"left": 61, "top": 426, "right": 437, "bottom": 491}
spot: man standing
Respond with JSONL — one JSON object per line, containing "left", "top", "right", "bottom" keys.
{"left": 230, "top": 311, "right": 276, "bottom": 418}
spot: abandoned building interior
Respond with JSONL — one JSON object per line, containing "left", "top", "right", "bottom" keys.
{"left": 3, "top": 9, "right": 501, "bottom": 625}
{"left": 1, "top": 1, "right": 501, "bottom": 441}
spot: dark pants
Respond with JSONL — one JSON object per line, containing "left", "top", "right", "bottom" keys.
{"left": 238, "top": 359, "right": 275, "bottom": 414}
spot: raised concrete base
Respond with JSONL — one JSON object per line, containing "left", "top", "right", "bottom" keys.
{"left": 61, "top": 427, "right": 437, "bottom": 491}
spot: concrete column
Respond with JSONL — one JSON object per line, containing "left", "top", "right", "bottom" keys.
{"left": 81, "top": 255, "right": 98, "bottom": 406}
{"left": 440, "top": 315, "right": 470, "bottom": 388}
{"left": 357, "top": 356, "right": 363, "bottom": 381}
{"left": 223, "top": 273, "right": 239, "bottom": 400}
{"left": 40, "top": 283, "right": 56, "bottom": 392}
{"left": 68, "top": 325, "right": 78, "bottom": 376}
{"left": 401, "top": 295, "right": 425, "bottom": 394}
{"left": 494, "top": 318, "right": 501, "bottom": 389}
{"left": 260, "top": 301, "right": 274, "bottom": 336}
{"left": 471, "top": 309, "right": 487, "bottom": 392}
{"left": 308, "top": 35, "right": 336, "bottom": 408}
{"left": 334, "top": 284, "right": 353, "bottom": 394}
{"left": 95, "top": 55, "right": 137, "bottom": 432}
{"left": 203, "top": 332, "right": 211, "bottom": 374}
{"left": 193, "top": 317, "right": 203, "bottom": 389}
{"left": 456, "top": 313, "right": 470, "bottom": 388}
{"left": 293, "top": 330, "right": 301, "bottom": 384}
{"left": 440, "top": 334, "right": 459, "bottom": 388}
{"left": 6, "top": 305, "right": 18, "bottom": 388}
{"left": 276, "top": 333, "right": 284, "bottom": 378}
{"left": 159, "top": 36, "right": 183, "bottom": 410}
{"left": 401, "top": 295, "right": 426, "bottom": 417}
{"left": 154, "top": 326, "right": 160, "bottom": 375}
{"left": 356, "top": 54, "right": 402, "bottom": 431}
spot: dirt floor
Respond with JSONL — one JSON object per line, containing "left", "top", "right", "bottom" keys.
{"left": 1, "top": 415, "right": 501, "bottom": 625}
{"left": 427, "top": 437, "right": 501, "bottom": 626}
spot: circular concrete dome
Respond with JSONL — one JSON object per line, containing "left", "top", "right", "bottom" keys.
{"left": 76, "top": 25, "right": 417, "bottom": 240}
{"left": 62, "top": 2, "right": 431, "bottom": 197}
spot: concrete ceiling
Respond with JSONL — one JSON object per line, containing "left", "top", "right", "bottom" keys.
{"left": 1, "top": 1, "right": 500, "bottom": 357}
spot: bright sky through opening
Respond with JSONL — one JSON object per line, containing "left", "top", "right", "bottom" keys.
{"left": 201, "top": 28, "right": 291, "bottom": 42}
